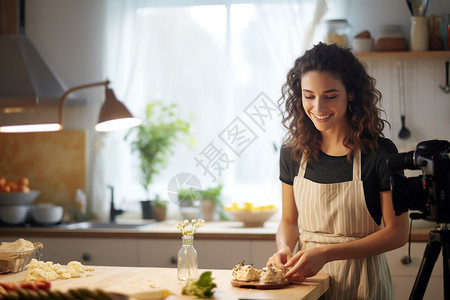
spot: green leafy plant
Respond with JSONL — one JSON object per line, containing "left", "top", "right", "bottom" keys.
{"left": 125, "top": 102, "right": 190, "bottom": 198}
{"left": 201, "top": 185, "right": 223, "bottom": 206}
{"left": 181, "top": 271, "right": 217, "bottom": 298}
{"left": 154, "top": 199, "right": 168, "bottom": 207}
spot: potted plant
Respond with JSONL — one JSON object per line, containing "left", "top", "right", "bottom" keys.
{"left": 177, "top": 186, "right": 202, "bottom": 220}
{"left": 153, "top": 198, "right": 168, "bottom": 221}
{"left": 200, "top": 184, "right": 227, "bottom": 221}
{"left": 125, "top": 102, "right": 190, "bottom": 219}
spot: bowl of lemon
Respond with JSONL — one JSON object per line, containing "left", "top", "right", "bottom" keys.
{"left": 224, "top": 202, "right": 277, "bottom": 227}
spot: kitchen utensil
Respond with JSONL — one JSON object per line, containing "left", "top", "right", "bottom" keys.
{"left": 0, "top": 190, "right": 40, "bottom": 206}
{"left": 439, "top": 61, "right": 450, "bottom": 93}
{"left": 31, "top": 204, "right": 63, "bottom": 224}
{"left": 411, "top": 0, "right": 428, "bottom": 16}
{"left": 0, "top": 205, "right": 29, "bottom": 225}
{"left": 0, "top": 242, "right": 42, "bottom": 274}
{"left": 397, "top": 62, "right": 411, "bottom": 139}
{"left": 406, "top": 0, "right": 413, "bottom": 15}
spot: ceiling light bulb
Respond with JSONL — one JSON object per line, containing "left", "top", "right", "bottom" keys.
{"left": 0, "top": 123, "right": 61, "bottom": 133}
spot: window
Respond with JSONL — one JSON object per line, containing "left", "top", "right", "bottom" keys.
{"left": 101, "top": 1, "right": 325, "bottom": 216}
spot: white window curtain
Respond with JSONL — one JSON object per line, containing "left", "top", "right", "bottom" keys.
{"left": 91, "top": 0, "right": 327, "bottom": 220}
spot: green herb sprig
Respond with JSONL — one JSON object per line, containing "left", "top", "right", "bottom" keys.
{"left": 181, "top": 271, "right": 217, "bottom": 298}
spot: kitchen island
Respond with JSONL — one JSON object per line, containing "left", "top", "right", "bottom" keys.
{"left": 0, "top": 266, "right": 330, "bottom": 300}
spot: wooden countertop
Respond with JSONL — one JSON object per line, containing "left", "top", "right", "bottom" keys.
{"left": 0, "top": 266, "right": 330, "bottom": 300}
{"left": 0, "top": 221, "right": 436, "bottom": 242}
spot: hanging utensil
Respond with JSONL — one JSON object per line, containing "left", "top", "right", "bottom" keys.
{"left": 439, "top": 60, "right": 450, "bottom": 94}
{"left": 397, "top": 61, "right": 411, "bottom": 139}
{"left": 411, "top": 0, "right": 429, "bottom": 16}
{"left": 406, "top": 0, "right": 413, "bottom": 15}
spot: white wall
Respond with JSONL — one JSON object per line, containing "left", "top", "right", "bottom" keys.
{"left": 25, "top": 0, "right": 107, "bottom": 206}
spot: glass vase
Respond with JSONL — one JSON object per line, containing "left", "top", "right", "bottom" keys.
{"left": 177, "top": 235, "right": 198, "bottom": 281}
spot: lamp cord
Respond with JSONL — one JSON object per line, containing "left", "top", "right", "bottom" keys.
{"left": 401, "top": 218, "right": 413, "bottom": 265}
{"left": 58, "top": 80, "right": 110, "bottom": 129}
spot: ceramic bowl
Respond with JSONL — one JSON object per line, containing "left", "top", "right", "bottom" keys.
{"left": 226, "top": 209, "right": 277, "bottom": 227}
{"left": 0, "top": 191, "right": 40, "bottom": 206}
{"left": 32, "top": 205, "right": 63, "bottom": 225}
{"left": 352, "top": 38, "right": 373, "bottom": 53}
{"left": 0, "top": 205, "right": 29, "bottom": 225}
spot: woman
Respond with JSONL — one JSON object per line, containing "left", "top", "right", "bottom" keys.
{"left": 267, "top": 43, "right": 409, "bottom": 299}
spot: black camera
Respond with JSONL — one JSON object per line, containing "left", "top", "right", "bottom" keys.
{"left": 387, "top": 140, "right": 450, "bottom": 223}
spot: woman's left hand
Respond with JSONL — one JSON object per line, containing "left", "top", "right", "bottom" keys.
{"left": 283, "top": 247, "right": 328, "bottom": 281}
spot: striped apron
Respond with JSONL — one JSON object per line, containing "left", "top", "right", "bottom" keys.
{"left": 293, "top": 151, "right": 394, "bottom": 300}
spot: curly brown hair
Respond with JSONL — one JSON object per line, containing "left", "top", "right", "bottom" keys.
{"left": 279, "top": 42, "right": 388, "bottom": 163}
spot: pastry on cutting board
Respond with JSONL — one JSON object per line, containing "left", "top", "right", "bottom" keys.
{"left": 231, "top": 262, "right": 262, "bottom": 281}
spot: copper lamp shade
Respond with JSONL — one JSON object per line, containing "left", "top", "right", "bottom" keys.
{"left": 95, "top": 88, "right": 142, "bottom": 132}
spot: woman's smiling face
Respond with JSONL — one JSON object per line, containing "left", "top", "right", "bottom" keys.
{"left": 301, "top": 71, "right": 351, "bottom": 134}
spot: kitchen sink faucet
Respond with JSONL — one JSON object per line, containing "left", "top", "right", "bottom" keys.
{"left": 108, "top": 185, "right": 124, "bottom": 223}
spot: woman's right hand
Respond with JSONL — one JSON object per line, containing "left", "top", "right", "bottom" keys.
{"left": 266, "top": 248, "right": 292, "bottom": 268}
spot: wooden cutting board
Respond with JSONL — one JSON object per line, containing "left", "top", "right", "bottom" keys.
{"left": 231, "top": 279, "right": 289, "bottom": 289}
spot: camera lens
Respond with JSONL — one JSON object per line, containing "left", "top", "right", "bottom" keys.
{"left": 390, "top": 174, "right": 428, "bottom": 215}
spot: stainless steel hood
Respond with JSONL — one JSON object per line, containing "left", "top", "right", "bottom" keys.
{"left": 0, "top": 34, "right": 65, "bottom": 108}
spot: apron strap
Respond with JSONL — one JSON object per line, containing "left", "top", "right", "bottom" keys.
{"left": 353, "top": 150, "right": 361, "bottom": 180}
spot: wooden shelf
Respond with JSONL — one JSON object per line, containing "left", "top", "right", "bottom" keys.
{"left": 355, "top": 50, "right": 450, "bottom": 60}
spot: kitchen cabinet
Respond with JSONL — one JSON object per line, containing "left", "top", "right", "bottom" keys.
{"left": 137, "top": 239, "right": 276, "bottom": 269}
{"left": 385, "top": 242, "right": 444, "bottom": 300}
{"left": 0, "top": 235, "right": 276, "bottom": 269}
{"left": 1, "top": 236, "right": 139, "bottom": 267}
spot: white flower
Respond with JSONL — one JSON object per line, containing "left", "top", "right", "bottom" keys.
{"left": 175, "top": 219, "right": 205, "bottom": 236}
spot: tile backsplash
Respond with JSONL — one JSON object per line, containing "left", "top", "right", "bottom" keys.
{"left": 364, "top": 57, "right": 450, "bottom": 153}
{"left": 0, "top": 130, "right": 86, "bottom": 211}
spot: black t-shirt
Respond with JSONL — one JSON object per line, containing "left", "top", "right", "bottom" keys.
{"left": 279, "top": 137, "right": 401, "bottom": 225}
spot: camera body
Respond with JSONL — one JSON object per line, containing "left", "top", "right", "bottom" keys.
{"left": 388, "top": 140, "right": 450, "bottom": 223}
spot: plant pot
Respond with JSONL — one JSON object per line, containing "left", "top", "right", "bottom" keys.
{"left": 140, "top": 200, "right": 154, "bottom": 220}
{"left": 201, "top": 199, "right": 215, "bottom": 221}
{"left": 154, "top": 205, "right": 167, "bottom": 221}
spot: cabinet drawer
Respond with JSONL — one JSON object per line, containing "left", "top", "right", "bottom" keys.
{"left": 138, "top": 239, "right": 251, "bottom": 269}
{"left": 25, "top": 237, "right": 138, "bottom": 266}
{"left": 138, "top": 239, "right": 180, "bottom": 268}
{"left": 250, "top": 240, "right": 277, "bottom": 268}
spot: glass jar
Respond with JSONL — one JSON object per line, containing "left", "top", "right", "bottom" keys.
{"left": 410, "top": 16, "right": 429, "bottom": 51}
{"left": 177, "top": 235, "right": 198, "bottom": 281}
{"left": 325, "top": 19, "right": 350, "bottom": 47}
{"left": 441, "top": 14, "right": 450, "bottom": 50}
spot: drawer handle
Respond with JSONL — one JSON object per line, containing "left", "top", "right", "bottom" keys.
{"left": 170, "top": 256, "right": 177, "bottom": 265}
{"left": 82, "top": 253, "right": 91, "bottom": 262}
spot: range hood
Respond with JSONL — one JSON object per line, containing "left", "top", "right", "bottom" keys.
{"left": 0, "top": 35, "right": 65, "bottom": 108}
{"left": 0, "top": 0, "right": 79, "bottom": 109}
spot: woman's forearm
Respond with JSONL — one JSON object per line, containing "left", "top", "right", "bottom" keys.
{"left": 276, "top": 220, "right": 300, "bottom": 254}
{"left": 322, "top": 215, "right": 409, "bottom": 262}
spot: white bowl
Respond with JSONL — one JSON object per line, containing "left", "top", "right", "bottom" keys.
{"left": 0, "top": 191, "right": 40, "bottom": 206}
{"left": 32, "top": 205, "right": 63, "bottom": 225}
{"left": 352, "top": 38, "right": 373, "bottom": 53}
{"left": 0, "top": 205, "right": 29, "bottom": 225}
{"left": 226, "top": 209, "right": 277, "bottom": 227}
